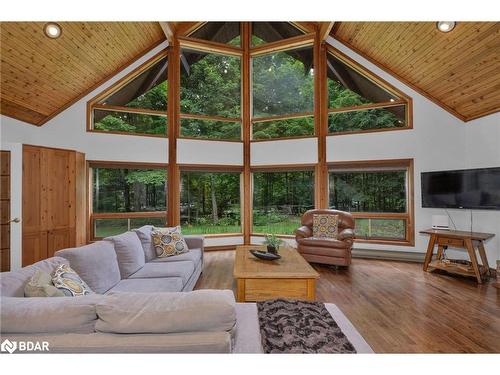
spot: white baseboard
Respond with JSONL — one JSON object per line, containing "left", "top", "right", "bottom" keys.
{"left": 352, "top": 248, "right": 425, "bottom": 262}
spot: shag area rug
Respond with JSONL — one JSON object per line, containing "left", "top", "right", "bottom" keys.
{"left": 257, "top": 299, "right": 357, "bottom": 354}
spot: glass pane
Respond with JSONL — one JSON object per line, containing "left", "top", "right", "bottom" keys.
{"left": 180, "top": 171, "right": 241, "bottom": 235}
{"left": 329, "top": 170, "right": 406, "bottom": 212}
{"left": 252, "top": 22, "right": 304, "bottom": 47}
{"left": 93, "top": 109, "right": 167, "bottom": 135}
{"left": 180, "top": 118, "right": 241, "bottom": 140}
{"left": 253, "top": 171, "right": 314, "bottom": 235}
{"left": 180, "top": 49, "right": 241, "bottom": 118}
{"left": 327, "top": 53, "right": 397, "bottom": 108}
{"left": 101, "top": 57, "right": 167, "bottom": 111}
{"left": 130, "top": 216, "right": 166, "bottom": 229}
{"left": 355, "top": 218, "right": 406, "bottom": 240}
{"left": 253, "top": 46, "right": 314, "bottom": 118}
{"left": 94, "top": 218, "right": 128, "bottom": 238}
{"left": 93, "top": 168, "right": 167, "bottom": 213}
{"left": 189, "top": 22, "right": 241, "bottom": 47}
{"left": 252, "top": 116, "right": 314, "bottom": 140}
{"left": 328, "top": 105, "right": 406, "bottom": 133}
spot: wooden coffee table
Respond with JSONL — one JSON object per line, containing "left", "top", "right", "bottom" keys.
{"left": 233, "top": 245, "right": 319, "bottom": 302}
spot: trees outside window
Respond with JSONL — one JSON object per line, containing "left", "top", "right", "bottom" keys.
{"left": 252, "top": 170, "right": 314, "bottom": 235}
{"left": 180, "top": 171, "right": 241, "bottom": 234}
{"left": 91, "top": 165, "right": 167, "bottom": 239}
{"left": 329, "top": 163, "right": 412, "bottom": 242}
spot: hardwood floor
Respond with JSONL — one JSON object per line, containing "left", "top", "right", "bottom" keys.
{"left": 195, "top": 250, "right": 500, "bottom": 353}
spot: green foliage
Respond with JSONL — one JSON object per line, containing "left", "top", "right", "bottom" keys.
{"left": 263, "top": 234, "right": 284, "bottom": 249}
{"left": 94, "top": 111, "right": 166, "bottom": 135}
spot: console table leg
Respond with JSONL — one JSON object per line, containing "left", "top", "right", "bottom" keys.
{"left": 477, "top": 242, "right": 491, "bottom": 278}
{"left": 423, "top": 234, "right": 437, "bottom": 271}
{"left": 465, "top": 239, "right": 483, "bottom": 283}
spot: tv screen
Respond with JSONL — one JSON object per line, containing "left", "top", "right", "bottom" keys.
{"left": 421, "top": 167, "right": 500, "bottom": 210}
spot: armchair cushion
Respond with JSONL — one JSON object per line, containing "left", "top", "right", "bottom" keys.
{"left": 312, "top": 214, "right": 339, "bottom": 239}
{"left": 295, "top": 226, "right": 312, "bottom": 239}
{"left": 296, "top": 237, "right": 350, "bottom": 249}
{"left": 338, "top": 228, "right": 355, "bottom": 241}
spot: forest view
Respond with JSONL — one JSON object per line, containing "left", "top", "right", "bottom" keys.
{"left": 91, "top": 29, "right": 408, "bottom": 237}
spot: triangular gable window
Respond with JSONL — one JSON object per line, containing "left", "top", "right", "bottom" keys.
{"left": 251, "top": 22, "right": 304, "bottom": 46}
{"left": 188, "top": 22, "right": 241, "bottom": 47}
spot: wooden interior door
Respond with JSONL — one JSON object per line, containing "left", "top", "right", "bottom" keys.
{"left": 1, "top": 151, "right": 11, "bottom": 271}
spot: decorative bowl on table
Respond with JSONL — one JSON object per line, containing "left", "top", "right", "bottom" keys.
{"left": 249, "top": 249, "right": 281, "bottom": 261}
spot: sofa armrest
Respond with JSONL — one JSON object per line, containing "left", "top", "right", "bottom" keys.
{"left": 184, "top": 235, "right": 205, "bottom": 265}
{"left": 295, "top": 226, "right": 312, "bottom": 239}
{"left": 338, "top": 228, "right": 355, "bottom": 241}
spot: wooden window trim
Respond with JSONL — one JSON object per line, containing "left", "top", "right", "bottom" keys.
{"left": 178, "top": 36, "right": 243, "bottom": 56}
{"left": 328, "top": 158, "right": 415, "bottom": 246}
{"left": 87, "top": 161, "right": 168, "bottom": 241}
{"left": 86, "top": 49, "right": 169, "bottom": 138}
{"left": 326, "top": 45, "right": 413, "bottom": 135}
{"left": 252, "top": 111, "right": 314, "bottom": 124}
{"left": 250, "top": 34, "right": 315, "bottom": 56}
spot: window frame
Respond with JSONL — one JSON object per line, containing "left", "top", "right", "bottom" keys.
{"left": 176, "top": 37, "right": 244, "bottom": 142}
{"left": 87, "top": 160, "right": 168, "bottom": 241}
{"left": 250, "top": 164, "right": 316, "bottom": 238}
{"left": 250, "top": 36, "right": 317, "bottom": 142}
{"left": 328, "top": 159, "right": 415, "bottom": 246}
{"left": 326, "top": 46, "right": 413, "bottom": 136}
{"left": 86, "top": 50, "right": 169, "bottom": 138}
{"left": 178, "top": 164, "right": 244, "bottom": 237}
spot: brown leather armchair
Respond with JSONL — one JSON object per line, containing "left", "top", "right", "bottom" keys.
{"left": 295, "top": 209, "right": 355, "bottom": 266}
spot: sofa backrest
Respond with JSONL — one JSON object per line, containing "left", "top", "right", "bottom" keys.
{"left": 0, "top": 256, "right": 69, "bottom": 297}
{"left": 55, "top": 241, "right": 121, "bottom": 294}
{"left": 104, "top": 231, "right": 145, "bottom": 278}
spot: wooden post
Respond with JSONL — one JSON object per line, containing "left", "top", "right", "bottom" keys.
{"left": 242, "top": 22, "right": 252, "bottom": 244}
{"left": 167, "top": 40, "right": 181, "bottom": 226}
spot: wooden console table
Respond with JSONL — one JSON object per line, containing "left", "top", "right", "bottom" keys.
{"left": 420, "top": 229, "right": 494, "bottom": 283}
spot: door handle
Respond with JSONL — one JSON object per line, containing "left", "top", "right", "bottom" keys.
{"left": 1, "top": 218, "right": 20, "bottom": 224}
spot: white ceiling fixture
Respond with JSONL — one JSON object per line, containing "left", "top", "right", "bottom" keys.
{"left": 436, "top": 21, "right": 456, "bottom": 33}
{"left": 44, "top": 22, "right": 62, "bottom": 39}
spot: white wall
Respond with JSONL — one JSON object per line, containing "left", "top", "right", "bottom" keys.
{"left": 1, "top": 35, "right": 498, "bottom": 268}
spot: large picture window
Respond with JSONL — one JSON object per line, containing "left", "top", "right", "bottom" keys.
{"left": 327, "top": 48, "right": 411, "bottom": 135}
{"left": 180, "top": 48, "right": 241, "bottom": 141}
{"left": 90, "top": 163, "right": 167, "bottom": 239}
{"left": 88, "top": 53, "right": 168, "bottom": 137}
{"left": 328, "top": 160, "right": 414, "bottom": 244}
{"left": 252, "top": 45, "right": 315, "bottom": 140}
{"left": 180, "top": 170, "right": 242, "bottom": 235}
{"left": 252, "top": 170, "right": 314, "bottom": 235}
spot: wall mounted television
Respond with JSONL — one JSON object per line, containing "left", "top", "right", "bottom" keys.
{"left": 421, "top": 167, "right": 500, "bottom": 210}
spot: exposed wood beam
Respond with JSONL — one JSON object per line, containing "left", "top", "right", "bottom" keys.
{"left": 318, "top": 22, "right": 335, "bottom": 41}
{"left": 159, "top": 22, "right": 176, "bottom": 43}
{"left": 292, "top": 22, "right": 318, "bottom": 34}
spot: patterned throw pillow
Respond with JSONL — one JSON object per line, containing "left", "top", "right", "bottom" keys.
{"left": 51, "top": 264, "right": 93, "bottom": 296}
{"left": 312, "top": 214, "right": 339, "bottom": 239}
{"left": 25, "top": 269, "right": 65, "bottom": 297}
{"left": 151, "top": 226, "right": 189, "bottom": 258}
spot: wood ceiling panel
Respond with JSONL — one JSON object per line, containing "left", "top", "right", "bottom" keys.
{"left": 0, "top": 22, "right": 165, "bottom": 125}
{"left": 332, "top": 22, "right": 500, "bottom": 121}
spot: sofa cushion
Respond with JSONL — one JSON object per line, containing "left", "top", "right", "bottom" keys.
{"left": 24, "top": 269, "right": 65, "bottom": 297}
{"left": 152, "top": 226, "right": 188, "bottom": 258}
{"left": 128, "top": 261, "right": 195, "bottom": 284}
{"left": 104, "top": 232, "right": 145, "bottom": 279}
{"left": 132, "top": 225, "right": 157, "bottom": 261}
{"left": 95, "top": 290, "right": 236, "bottom": 334}
{"left": 0, "top": 256, "right": 69, "bottom": 297}
{"left": 150, "top": 248, "right": 202, "bottom": 266}
{"left": 107, "top": 277, "right": 184, "bottom": 294}
{"left": 312, "top": 214, "right": 339, "bottom": 239}
{"left": 0, "top": 295, "right": 102, "bottom": 334}
{"left": 52, "top": 264, "right": 94, "bottom": 296}
{"left": 55, "top": 241, "right": 121, "bottom": 294}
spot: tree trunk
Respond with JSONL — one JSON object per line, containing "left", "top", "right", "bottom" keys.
{"left": 210, "top": 175, "right": 218, "bottom": 224}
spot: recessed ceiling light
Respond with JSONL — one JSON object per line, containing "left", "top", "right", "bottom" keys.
{"left": 436, "top": 21, "right": 456, "bottom": 33}
{"left": 44, "top": 22, "right": 62, "bottom": 39}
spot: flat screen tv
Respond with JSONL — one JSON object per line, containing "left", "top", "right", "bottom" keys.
{"left": 421, "top": 167, "right": 500, "bottom": 210}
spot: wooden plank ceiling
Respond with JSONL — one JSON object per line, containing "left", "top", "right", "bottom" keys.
{"left": 1, "top": 22, "right": 497, "bottom": 125}
{"left": 0, "top": 22, "right": 165, "bottom": 125}
{"left": 331, "top": 22, "right": 500, "bottom": 121}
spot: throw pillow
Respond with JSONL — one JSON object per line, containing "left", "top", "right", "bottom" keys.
{"left": 312, "top": 214, "right": 339, "bottom": 239}
{"left": 51, "top": 264, "right": 93, "bottom": 296}
{"left": 24, "top": 269, "right": 65, "bottom": 297}
{"left": 151, "top": 226, "right": 189, "bottom": 258}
